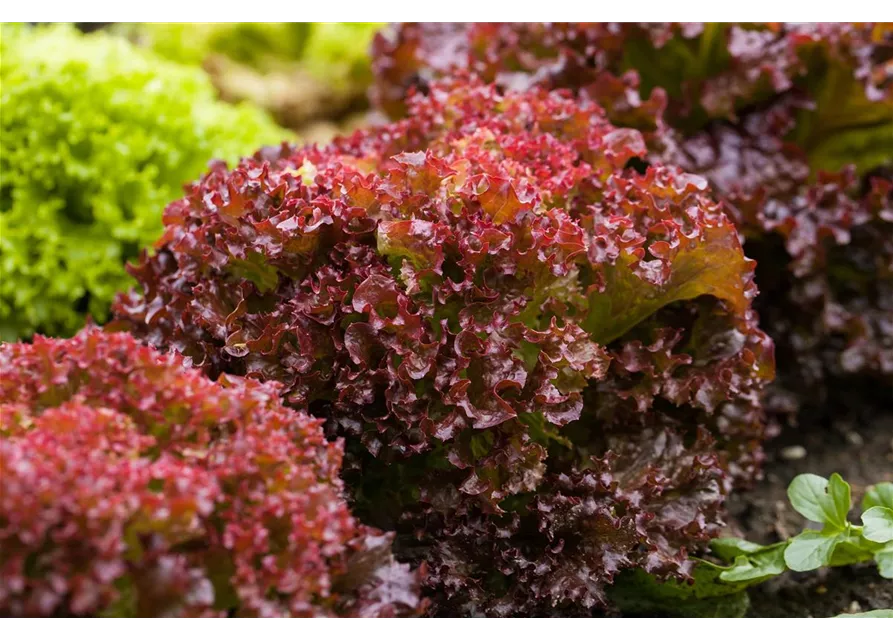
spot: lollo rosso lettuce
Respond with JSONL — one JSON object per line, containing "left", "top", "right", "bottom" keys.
{"left": 0, "top": 24, "right": 288, "bottom": 341}
{"left": 371, "top": 22, "right": 892, "bottom": 148}
{"left": 113, "top": 78, "right": 774, "bottom": 614}
{"left": 371, "top": 22, "right": 893, "bottom": 422}
{"left": 678, "top": 107, "right": 892, "bottom": 420}
{"left": 657, "top": 25, "right": 893, "bottom": 419}
{"left": 0, "top": 328, "right": 424, "bottom": 617}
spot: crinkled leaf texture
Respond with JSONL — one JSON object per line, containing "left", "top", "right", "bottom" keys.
{"left": 646, "top": 26, "right": 893, "bottom": 416}
{"left": 0, "top": 24, "right": 287, "bottom": 341}
{"left": 115, "top": 78, "right": 774, "bottom": 615}
{"left": 371, "top": 22, "right": 893, "bottom": 424}
{"left": 373, "top": 24, "right": 888, "bottom": 132}
{"left": 675, "top": 101, "right": 893, "bottom": 423}
{"left": 0, "top": 328, "right": 424, "bottom": 617}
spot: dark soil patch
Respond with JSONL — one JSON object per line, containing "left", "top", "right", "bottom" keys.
{"left": 727, "top": 410, "right": 893, "bottom": 617}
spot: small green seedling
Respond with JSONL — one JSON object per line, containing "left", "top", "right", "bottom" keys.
{"left": 610, "top": 475, "right": 893, "bottom": 617}
{"left": 714, "top": 474, "right": 893, "bottom": 581}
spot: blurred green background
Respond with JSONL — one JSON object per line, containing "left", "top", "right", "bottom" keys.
{"left": 0, "top": 22, "right": 384, "bottom": 340}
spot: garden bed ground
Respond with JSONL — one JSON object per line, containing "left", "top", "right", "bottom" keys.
{"left": 728, "top": 406, "right": 893, "bottom": 617}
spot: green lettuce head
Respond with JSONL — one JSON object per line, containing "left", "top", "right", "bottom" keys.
{"left": 122, "top": 22, "right": 382, "bottom": 85}
{"left": 0, "top": 24, "right": 289, "bottom": 340}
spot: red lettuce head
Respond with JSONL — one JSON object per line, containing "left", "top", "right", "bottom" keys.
{"left": 0, "top": 328, "right": 424, "bottom": 617}
{"left": 371, "top": 22, "right": 893, "bottom": 422}
{"left": 114, "top": 79, "right": 774, "bottom": 614}
{"left": 371, "top": 23, "right": 891, "bottom": 137}
{"left": 661, "top": 27, "right": 893, "bottom": 415}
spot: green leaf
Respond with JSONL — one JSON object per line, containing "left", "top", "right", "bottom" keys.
{"left": 863, "top": 483, "right": 893, "bottom": 511}
{"left": 784, "top": 530, "right": 840, "bottom": 572}
{"left": 710, "top": 537, "right": 775, "bottom": 562}
{"left": 827, "top": 473, "right": 852, "bottom": 526}
{"left": 787, "top": 473, "right": 850, "bottom": 529}
{"left": 829, "top": 534, "right": 875, "bottom": 567}
{"left": 795, "top": 56, "right": 893, "bottom": 178}
{"left": 468, "top": 430, "right": 495, "bottom": 460}
{"left": 806, "top": 118, "right": 893, "bottom": 177}
{"left": 518, "top": 411, "right": 573, "bottom": 448}
{"left": 99, "top": 575, "right": 137, "bottom": 617}
{"left": 620, "top": 24, "right": 733, "bottom": 128}
{"left": 863, "top": 507, "right": 893, "bottom": 544}
{"left": 874, "top": 545, "right": 893, "bottom": 580}
{"left": 583, "top": 222, "right": 753, "bottom": 345}
{"left": 718, "top": 546, "right": 787, "bottom": 583}
{"left": 206, "top": 550, "right": 240, "bottom": 611}
{"left": 227, "top": 252, "right": 281, "bottom": 293}
{"left": 835, "top": 609, "right": 893, "bottom": 618}
{"left": 607, "top": 568, "right": 750, "bottom": 617}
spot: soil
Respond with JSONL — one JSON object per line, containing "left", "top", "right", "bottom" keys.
{"left": 726, "top": 409, "right": 893, "bottom": 617}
